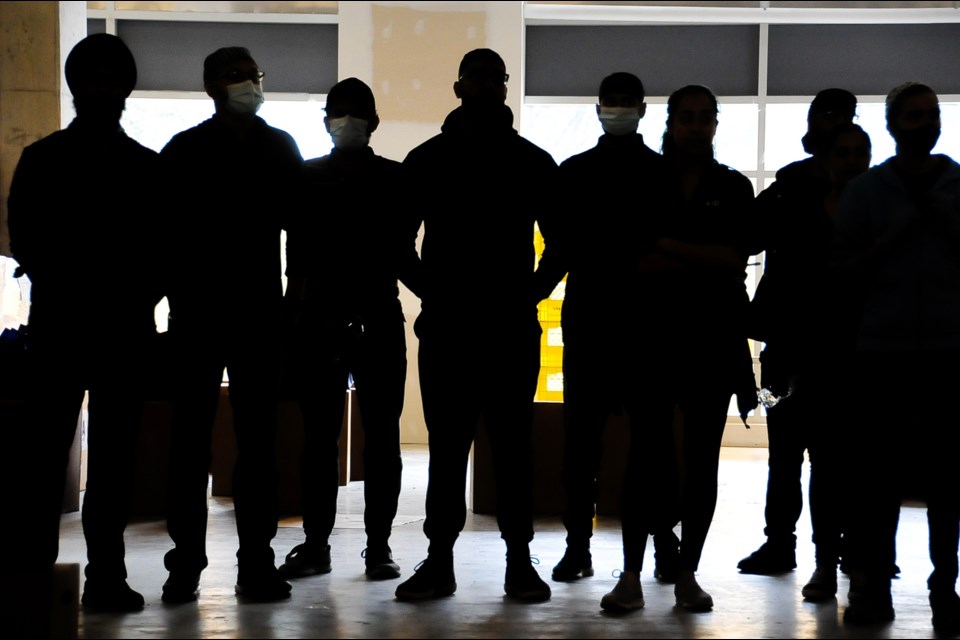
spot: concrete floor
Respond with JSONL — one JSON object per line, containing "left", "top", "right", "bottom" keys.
{"left": 61, "top": 446, "right": 941, "bottom": 639}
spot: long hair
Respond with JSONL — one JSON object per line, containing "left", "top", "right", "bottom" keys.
{"left": 661, "top": 84, "right": 719, "bottom": 158}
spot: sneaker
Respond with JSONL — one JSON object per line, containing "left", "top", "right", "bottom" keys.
{"left": 600, "top": 571, "right": 644, "bottom": 612}
{"left": 737, "top": 542, "right": 796, "bottom": 575}
{"left": 930, "top": 590, "right": 960, "bottom": 635}
{"left": 161, "top": 571, "right": 201, "bottom": 604}
{"left": 801, "top": 566, "right": 838, "bottom": 602}
{"left": 395, "top": 556, "right": 457, "bottom": 601}
{"left": 235, "top": 565, "right": 292, "bottom": 602}
{"left": 81, "top": 580, "right": 145, "bottom": 613}
{"left": 675, "top": 570, "right": 713, "bottom": 612}
{"left": 552, "top": 547, "right": 594, "bottom": 582}
{"left": 363, "top": 547, "right": 401, "bottom": 581}
{"left": 504, "top": 557, "right": 551, "bottom": 602}
{"left": 278, "top": 543, "right": 331, "bottom": 579}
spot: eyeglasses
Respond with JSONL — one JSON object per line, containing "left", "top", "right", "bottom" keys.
{"left": 221, "top": 69, "right": 266, "bottom": 84}
{"left": 459, "top": 71, "right": 509, "bottom": 86}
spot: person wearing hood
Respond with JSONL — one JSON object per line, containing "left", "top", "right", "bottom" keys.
{"left": 739, "top": 89, "right": 859, "bottom": 595}
{"left": 7, "top": 33, "right": 162, "bottom": 617}
{"left": 158, "top": 46, "right": 303, "bottom": 604}
{"left": 548, "top": 72, "right": 680, "bottom": 603}
{"left": 836, "top": 82, "right": 960, "bottom": 634}
{"left": 394, "top": 48, "right": 562, "bottom": 603}
{"left": 278, "top": 78, "right": 418, "bottom": 582}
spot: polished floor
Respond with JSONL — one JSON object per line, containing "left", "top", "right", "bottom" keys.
{"left": 61, "top": 446, "right": 941, "bottom": 639}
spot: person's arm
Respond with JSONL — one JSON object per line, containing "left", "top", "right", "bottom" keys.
{"left": 532, "top": 159, "right": 568, "bottom": 303}
{"left": 397, "top": 152, "right": 426, "bottom": 299}
{"left": 7, "top": 146, "right": 43, "bottom": 279}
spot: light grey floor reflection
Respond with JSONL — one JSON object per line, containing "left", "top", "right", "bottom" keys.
{"left": 60, "top": 446, "right": 941, "bottom": 639}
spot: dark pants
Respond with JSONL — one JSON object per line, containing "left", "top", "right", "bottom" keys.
{"left": 165, "top": 324, "right": 282, "bottom": 574}
{"left": 7, "top": 331, "right": 146, "bottom": 581}
{"left": 845, "top": 351, "right": 960, "bottom": 595}
{"left": 560, "top": 326, "right": 678, "bottom": 552}
{"left": 620, "top": 358, "right": 730, "bottom": 573}
{"left": 762, "top": 364, "right": 845, "bottom": 566}
{"left": 293, "top": 309, "right": 406, "bottom": 548}
{"left": 417, "top": 316, "right": 540, "bottom": 554}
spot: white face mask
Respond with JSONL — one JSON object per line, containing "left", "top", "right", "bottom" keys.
{"left": 225, "top": 80, "right": 264, "bottom": 116}
{"left": 328, "top": 115, "right": 371, "bottom": 150}
{"left": 598, "top": 107, "right": 641, "bottom": 136}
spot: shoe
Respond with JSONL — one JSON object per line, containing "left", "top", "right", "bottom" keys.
{"left": 81, "top": 580, "right": 145, "bottom": 613}
{"left": 843, "top": 594, "right": 895, "bottom": 625}
{"left": 600, "top": 571, "right": 644, "bottom": 612}
{"left": 504, "top": 557, "right": 551, "bottom": 602}
{"left": 395, "top": 556, "right": 457, "bottom": 601}
{"left": 930, "top": 590, "right": 960, "bottom": 635}
{"left": 161, "top": 571, "right": 200, "bottom": 604}
{"left": 552, "top": 547, "right": 594, "bottom": 582}
{"left": 737, "top": 542, "right": 796, "bottom": 575}
{"left": 363, "top": 547, "right": 401, "bottom": 581}
{"left": 675, "top": 570, "right": 713, "bottom": 612}
{"left": 235, "top": 565, "right": 292, "bottom": 602}
{"left": 278, "top": 543, "right": 331, "bottom": 579}
{"left": 801, "top": 566, "right": 838, "bottom": 602}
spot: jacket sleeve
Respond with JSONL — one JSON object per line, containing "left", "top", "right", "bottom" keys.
{"left": 532, "top": 156, "right": 567, "bottom": 302}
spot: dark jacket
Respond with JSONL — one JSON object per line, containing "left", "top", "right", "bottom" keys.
{"left": 160, "top": 115, "right": 302, "bottom": 327}
{"left": 8, "top": 119, "right": 162, "bottom": 339}
{"left": 286, "top": 146, "right": 419, "bottom": 320}
{"left": 402, "top": 104, "right": 561, "bottom": 332}
{"left": 556, "top": 133, "right": 669, "bottom": 333}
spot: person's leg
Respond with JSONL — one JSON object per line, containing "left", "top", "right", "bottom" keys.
{"left": 80, "top": 340, "right": 148, "bottom": 611}
{"left": 479, "top": 322, "right": 550, "bottom": 602}
{"left": 352, "top": 312, "right": 406, "bottom": 578}
{"left": 925, "top": 353, "right": 960, "bottom": 633}
{"left": 673, "top": 390, "right": 729, "bottom": 612}
{"left": 842, "top": 352, "right": 901, "bottom": 625}
{"left": 395, "top": 329, "right": 472, "bottom": 600}
{"left": 281, "top": 319, "right": 347, "bottom": 578}
{"left": 226, "top": 331, "right": 289, "bottom": 600}
{"left": 554, "top": 332, "right": 607, "bottom": 580}
{"left": 738, "top": 396, "right": 804, "bottom": 574}
{"left": 163, "top": 329, "right": 224, "bottom": 603}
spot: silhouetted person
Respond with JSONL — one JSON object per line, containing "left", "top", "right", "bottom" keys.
{"left": 739, "top": 89, "right": 857, "bottom": 587}
{"left": 279, "top": 78, "right": 417, "bottom": 581}
{"left": 605, "top": 85, "right": 757, "bottom": 613}
{"left": 550, "top": 72, "right": 679, "bottom": 590}
{"left": 6, "top": 33, "right": 161, "bottom": 615}
{"left": 745, "top": 118, "right": 871, "bottom": 603}
{"left": 393, "top": 48, "right": 561, "bottom": 603}
{"left": 159, "top": 46, "right": 303, "bottom": 604}
{"left": 836, "top": 82, "right": 960, "bottom": 634}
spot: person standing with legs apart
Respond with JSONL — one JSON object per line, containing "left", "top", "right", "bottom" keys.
{"left": 159, "top": 47, "right": 303, "bottom": 604}
{"left": 280, "top": 78, "right": 418, "bottom": 581}
{"left": 551, "top": 72, "right": 679, "bottom": 594}
{"left": 836, "top": 82, "right": 960, "bottom": 634}
{"left": 739, "top": 89, "right": 859, "bottom": 594}
{"left": 394, "top": 49, "right": 563, "bottom": 603}
{"left": 6, "top": 33, "right": 162, "bottom": 617}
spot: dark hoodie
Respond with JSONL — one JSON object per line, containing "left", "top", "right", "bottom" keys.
{"left": 402, "top": 104, "right": 561, "bottom": 330}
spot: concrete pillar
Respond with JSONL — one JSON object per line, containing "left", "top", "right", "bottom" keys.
{"left": 0, "top": 1, "right": 84, "bottom": 257}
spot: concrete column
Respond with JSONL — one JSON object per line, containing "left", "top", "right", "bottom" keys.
{"left": 0, "top": 1, "right": 84, "bottom": 257}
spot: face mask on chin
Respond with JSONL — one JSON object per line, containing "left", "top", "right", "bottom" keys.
{"left": 225, "top": 80, "right": 264, "bottom": 116}
{"left": 598, "top": 107, "right": 641, "bottom": 136}
{"left": 328, "top": 116, "right": 371, "bottom": 150}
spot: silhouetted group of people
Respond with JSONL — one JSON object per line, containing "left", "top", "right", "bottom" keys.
{"left": 4, "top": 32, "right": 959, "bottom": 637}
